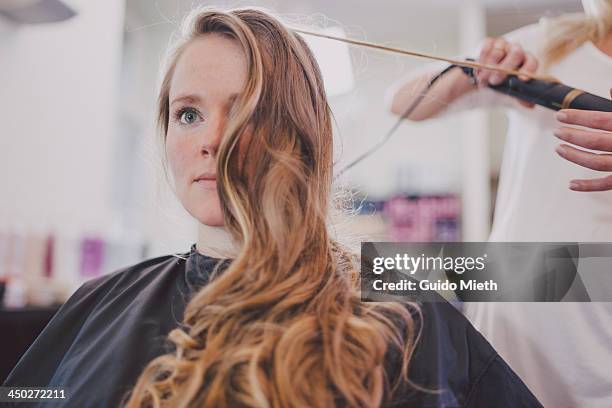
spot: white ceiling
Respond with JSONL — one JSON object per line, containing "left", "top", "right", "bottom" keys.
{"left": 126, "top": 0, "right": 581, "bottom": 41}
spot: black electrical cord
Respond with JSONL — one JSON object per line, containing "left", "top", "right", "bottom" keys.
{"left": 333, "top": 63, "right": 465, "bottom": 180}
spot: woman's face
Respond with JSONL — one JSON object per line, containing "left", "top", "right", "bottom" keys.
{"left": 166, "top": 34, "right": 247, "bottom": 226}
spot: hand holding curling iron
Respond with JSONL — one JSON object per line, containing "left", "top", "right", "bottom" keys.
{"left": 473, "top": 37, "right": 538, "bottom": 108}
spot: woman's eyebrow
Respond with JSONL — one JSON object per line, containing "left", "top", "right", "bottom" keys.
{"left": 170, "top": 94, "right": 201, "bottom": 107}
{"left": 170, "top": 93, "right": 241, "bottom": 107}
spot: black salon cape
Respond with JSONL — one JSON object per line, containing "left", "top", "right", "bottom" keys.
{"left": 4, "top": 245, "right": 541, "bottom": 408}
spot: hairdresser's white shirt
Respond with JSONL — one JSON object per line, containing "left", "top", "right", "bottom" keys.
{"left": 388, "top": 18, "right": 612, "bottom": 408}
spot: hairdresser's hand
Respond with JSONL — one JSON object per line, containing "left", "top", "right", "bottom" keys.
{"left": 474, "top": 37, "right": 539, "bottom": 108}
{"left": 555, "top": 89, "right": 612, "bottom": 191}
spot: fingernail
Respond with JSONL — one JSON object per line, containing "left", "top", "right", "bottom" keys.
{"left": 570, "top": 181, "right": 579, "bottom": 190}
{"left": 555, "top": 145, "right": 564, "bottom": 155}
{"left": 553, "top": 128, "right": 564, "bottom": 139}
{"left": 556, "top": 111, "right": 568, "bottom": 122}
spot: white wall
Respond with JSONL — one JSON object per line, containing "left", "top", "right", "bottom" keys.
{"left": 0, "top": 0, "right": 125, "bottom": 235}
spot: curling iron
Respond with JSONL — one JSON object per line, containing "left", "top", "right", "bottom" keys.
{"left": 290, "top": 28, "right": 612, "bottom": 177}
{"left": 458, "top": 60, "right": 612, "bottom": 112}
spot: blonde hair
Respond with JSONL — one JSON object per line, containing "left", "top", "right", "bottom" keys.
{"left": 540, "top": 0, "right": 612, "bottom": 71}
{"left": 124, "top": 7, "right": 419, "bottom": 407}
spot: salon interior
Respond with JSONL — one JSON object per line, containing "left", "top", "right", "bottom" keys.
{"left": 0, "top": 0, "right": 588, "bottom": 386}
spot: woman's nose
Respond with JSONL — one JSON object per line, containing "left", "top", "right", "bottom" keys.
{"left": 200, "top": 115, "right": 225, "bottom": 157}
{"left": 200, "top": 140, "right": 217, "bottom": 157}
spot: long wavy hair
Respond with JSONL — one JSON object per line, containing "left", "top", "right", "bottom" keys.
{"left": 125, "top": 7, "right": 419, "bottom": 408}
{"left": 540, "top": 0, "right": 612, "bottom": 71}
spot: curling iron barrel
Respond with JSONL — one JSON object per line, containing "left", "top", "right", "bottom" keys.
{"left": 461, "top": 65, "right": 612, "bottom": 112}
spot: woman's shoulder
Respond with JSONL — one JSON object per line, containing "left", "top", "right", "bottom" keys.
{"left": 385, "top": 300, "right": 542, "bottom": 407}
{"left": 502, "top": 13, "right": 585, "bottom": 54}
{"left": 501, "top": 21, "right": 546, "bottom": 54}
{"left": 33, "top": 251, "right": 190, "bottom": 344}
{"left": 3, "top": 251, "right": 191, "bottom": 390}
{"left": 74, "top": 251, "right": 189, "bottom": 301}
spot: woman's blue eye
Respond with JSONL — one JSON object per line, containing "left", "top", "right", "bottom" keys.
{"left": 177, "top": 108, "right": 200, "bottom": 125}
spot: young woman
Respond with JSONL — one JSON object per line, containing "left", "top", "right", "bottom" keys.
{"left": 387, "top": 1, "right": 612, "bottom": 406}
{"left": 4, "top": 7, "right": 540, "bottom": 408}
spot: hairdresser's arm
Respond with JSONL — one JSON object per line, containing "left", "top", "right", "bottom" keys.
{"left": 389, "top": 37, "right": 539, "bottom": 121}
{"left": 554, "top": 89, "right": 612, "bottom": 192}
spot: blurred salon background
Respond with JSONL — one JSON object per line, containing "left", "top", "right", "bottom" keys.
{"left": 0, "top": 0, "right": 581, "bottom": 379}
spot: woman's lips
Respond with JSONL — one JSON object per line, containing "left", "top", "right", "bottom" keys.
{"left": 195, "top": 178, "right": 216, "bottom": 188}
{"left": 194, "top": 172, "right": 216, "bottom": 189}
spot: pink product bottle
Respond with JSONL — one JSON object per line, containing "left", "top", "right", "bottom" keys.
{"left": 384, "top": 195, "right": 461, "bottom": 242}
{"left": 433, "top": 196, "right": 461, "bottom": 242}
{"left": 80, "top": 237, "right": 105, "bottom": 278}
{"left": 384, "top": 197, "right": 411, "bottom": 241}
{"left": 384, "top": 196, "right": 423, "bottom": 242}
{"left": 43, "top": 234, "right": 55, "bottom": 278}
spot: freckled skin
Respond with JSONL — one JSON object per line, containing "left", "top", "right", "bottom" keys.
{"left": 166, "top": 34, "right": 248, "bottom": 226}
